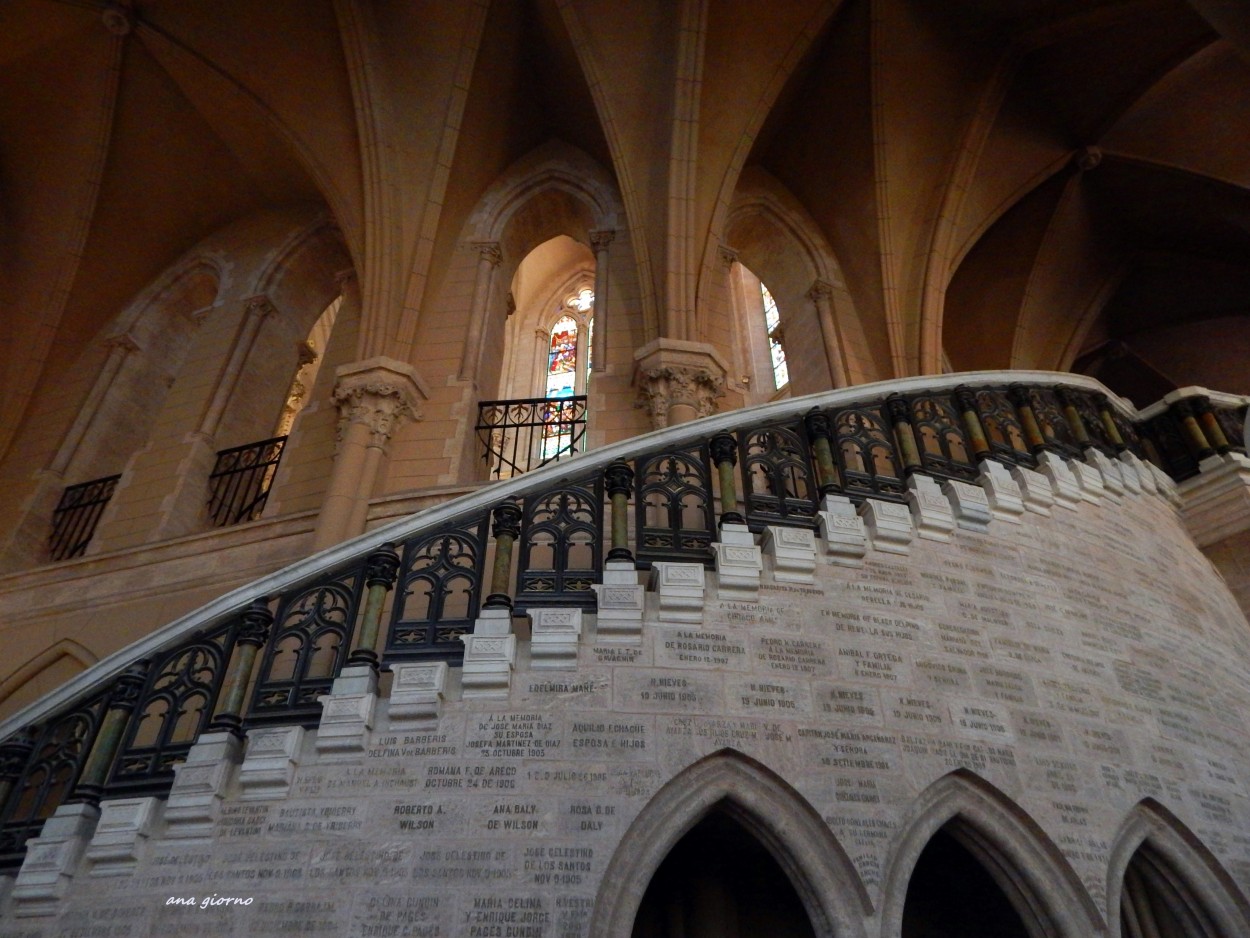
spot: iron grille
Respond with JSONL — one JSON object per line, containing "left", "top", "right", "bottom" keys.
{"left": 476, "top": 396, "right": 587, "bottom": 479}
{"left": 207, "top": 436, "right": 287, "bottom": 527}
{"left": 49, "top": 474, "right": 121, "bottom": 561}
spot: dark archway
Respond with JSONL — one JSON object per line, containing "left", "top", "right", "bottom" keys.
{"left": 632, "top": 808, "right": 816, "bottom": 938}
{"left": 901, "top": 827, "right": 1030, "bottom": 938}
{"left": 1120, "top": 842, "right": 1229, "bottom": 938}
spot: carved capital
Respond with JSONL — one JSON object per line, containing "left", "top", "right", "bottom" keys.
{"left": 244, "top": 295, "right": 278, "bottom": 320}
{"left": 109, "top": 661, "right": 150, "bottom": 712}
{"left": 604, "top": 459, "right": 634, "bottom": 498}
{"left": 635, "top": 366, "right": 725, "bottom": 429}
{"left": 365, "top": 544, "right": 402, "bottom": 591}
{"left": 332, "top": 357, "right": 428, "bottom": 449}
{"left": 807, "top": 279, "right": 834, "bottom": 304}
{"left": 237, "top": 599, "right": 275, "bottom": 648}
{"left": 589, "top": 230, "right": 616, "bottom": 252}
{"left": 473, "top": 241, "right": 502, "bottom": 267}
{"left": 718, "top": 245, "right": 739, "bottom": 268}
{"left": 103, "top": 332, "right": 142, "bottom": 355}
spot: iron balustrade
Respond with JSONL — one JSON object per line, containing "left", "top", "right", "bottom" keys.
{"left": 1, "top": 375, "right": 1247, "bottom": 870}
{"left": 48, "top": 474, "right": 121, "bottom": 561}
{"left": 476, "top": 395, "right": 588, "bottom": 478}
{"left": 207, "top": 435, "right": 287, "bottom": 527}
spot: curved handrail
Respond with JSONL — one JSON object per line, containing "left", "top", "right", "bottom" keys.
{"left": 0, "top": 369, "right": 1242, "bottom": 742}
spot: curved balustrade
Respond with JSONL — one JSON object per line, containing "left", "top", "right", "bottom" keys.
{"left": 0, "top": 371, "right": 1245, "bottom": 870}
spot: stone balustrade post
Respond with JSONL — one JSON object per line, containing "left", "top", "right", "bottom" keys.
{"left": 886, "top": 394, "right": 922, "bottom": 474}
{"left": 1055, "top": 387, "right": 1093, "bottom": 450}
{"left": 803, "top": 409, "right": 841, "bottom": 497}
{"left": 953, "top": 386, "right": 991, "bottom": 460}
{"left": 1194, "top": 397, "right": 1232, "bottom": 455}
{"left": 484, "top": 502, "right": 523, "bottom": 610}
{"left": 206, "top": 599, "right": 274, "bottom": 735}
{"left": 604, "top": 460, "right": 635, "bottom": 563}
{"left": 709, "top": 432, "right": 745, "bottom": 526}
{"left": 68, "top": 663, "right": 149, "bottom": 806}
{"left": 1008, "top": 384, "right": 1048, "bottom": 453}
{"left": 346, "top": 544, "right": 402, "bottom": 670}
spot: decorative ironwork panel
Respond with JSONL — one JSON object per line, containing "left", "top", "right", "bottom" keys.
{"left": 516, "top": 475, "right": 602, "bottom": 609}
{"left": 1027, "top": 388, "right": 1081, "bottom": 457}
{"left": 635, "top": 447, "right": 715, "bottom": 567}
{"left": 830, "top": 404, "right": 905, "bottom": 500}
{"left": 910, "top": 394, "right": 977, "bottom": 481}
{"left": 106, "top": 623, "right": 235, "bottom": 796}
{"left": 1215, "top": 404, "right": 1248, "bottom": 454}
{"left": 476, "top": 396, "right": 588, "bottom": 479}
{"left": 0, "top": 694, "right": 107, "bottom": 870}
{"left": 385, "top": 515, "right": 488, "bottom": 660}
{"left": 739, "top": 423, "right": 819, "bottom": 529}
{"left": 1142, "top": 412, "right": 1198, "bottom": 480}
{"left": 972, "top": 388, "right": 1033, "bottom": 466}
{"left": 246, "top": 569, "right": 364, "bottom": 727}
{"left": 207, "top": 436, "right": 287, "bottom": 527}
{"left": 49, "top": 474, "right": 121, "bottom": 561}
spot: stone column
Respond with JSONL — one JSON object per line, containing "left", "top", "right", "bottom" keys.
{"left": 312, "top": 357, "right": 428, "bottom": 551}
{"left": 589, "top": 230, "right": 614, "bottom": 374}
{"left": 807, "top": 279, "right": 848, "bottom": 388}
{"left": 633, "top": 338, "right": 727, "bottom": 429}
{"left": 458, "top": 242, "right": 502, "bottom": 384}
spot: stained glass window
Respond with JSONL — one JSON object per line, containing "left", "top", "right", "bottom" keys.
{"left": 761, "top": 282, "right": 789, "bottom": 389}
{"left": 545, "top": 315, "right": 579, "bottom": 398}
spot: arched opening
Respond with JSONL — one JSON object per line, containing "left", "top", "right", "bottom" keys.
{"left": 1120, "top": 841, "right": 1227, "bottom": 938}
{"left": 901, "top": 827, "right": 1030, "bottom": 938}
{"left": 632, "top": 809, "right": 816, "bottom": 938}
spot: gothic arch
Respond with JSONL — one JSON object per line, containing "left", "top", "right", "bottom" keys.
{"left": 590, "top": 749, "right": 870, "bottom": 938}
{"left": 720, "top": 169, "right": 866, "bottom": 389}
{"left": 1106, "top": 799, "right": 1250, "bottom": 938}
{"left": 0, "top": 640, "right": 96, "bottom": 715}
{"left": 251, "top": 213, "right": 351, "bottom": 336}
{"left": 879, "top": 770, "right": 1104, "bottom": 938}
{"left": 470, "top": 140, "right": 621, "bottom": 245}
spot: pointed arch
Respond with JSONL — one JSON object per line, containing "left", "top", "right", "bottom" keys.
{"left": 1107, "top": 799, "right": 1250, "bottom": 938}
{"left": 0, "top": 640, "right": 97, "bottom": 717}
{"left": 880, "top": 770, "right": 1104, "bottom": 938}
{"left": 590, "top": 749, "right": 870, "bottom": 938}
{"left": 250, "top": 213, "right": 352, "bottom": 341}
{"left": 470, "top": 140, "right": 621, "bottom": 245}
{"left": 722, "top": 168, "right": 865, "bottom": 390}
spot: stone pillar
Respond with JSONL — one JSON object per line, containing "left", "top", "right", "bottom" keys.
{"left": 589, "top": 230, "right": 614, "bottom": 374}
{"left": 633, "top": 338, "right": 727, "bottom": 429}
{"left": 807, "top": 279, "right": 848, "bottom": 388}
{"left": 459, "top": 242, "right": 502, "bottom": 384}
{"left": 68, "top": 662, "right": 149, "bottom": 806}
{"left": 462, "top": 503, "right": 523, "bottom": 697}
{"left": 313, "top": 357, "right": 428, "bottom": 550}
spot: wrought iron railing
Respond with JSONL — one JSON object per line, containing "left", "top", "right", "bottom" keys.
{"left": 0, "top": 373, "right": 1246, "bottom": 871}
{"left": 476, "top": 395, "right": 588, "bottom": 478}
{"left": 48, "top": 474, "right": 121, "bottom": 561}
{"left": 206, "top": 435, "right": 287, "bottom": 527}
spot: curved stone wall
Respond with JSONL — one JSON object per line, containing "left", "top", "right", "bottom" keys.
{"left": 6, "top": 455, "right": 1250, "bottom": 936}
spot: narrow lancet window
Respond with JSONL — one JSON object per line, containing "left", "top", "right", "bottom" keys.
{"left": 761, "top": 282, "right": 789, "bottom": 389}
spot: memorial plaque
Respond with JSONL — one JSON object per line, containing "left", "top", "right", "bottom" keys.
{"left": 655, "top": 628, "right": 749, "bottom": 669}
{"left": 517, "top": 672, "right": 610, "bottom": 708}
{"left": 465, "top": 712, "right": 564, "bottom": 758}
{"left": 821, "top": 608, "right": 922, "bottom": 643}
{"left": 350, "top": 894, "right": 441, "bottom": 938}
{"left": 935, "top": 621, "right": 990, "bottom": 659}
{"left": 751, "top": 633, "right": 831, "bottom": 675}
{"left": 812, "top": 683, "right": 881, "bottom": 723}
{"left": 727, "top": 676, "right": 811, "bottom": 716}
{"left": 613, "top": 671, "right": 722, "bottom": 713}
{"left": 567, "top": 717, "right": 652, "bottom": 760}
{"left": 913, "top": 659, "right": 974, "bottom": 694}
{"left": 973, "top": 665, "right": 1037, "bottom": 706}
{"left": 836, "top": 645, "right": 912, "bottom": 684}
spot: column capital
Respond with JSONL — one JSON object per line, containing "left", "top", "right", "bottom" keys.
{"left": 807, "top": 279, "right": 834, "bottom": 303}
{"left": 589, "top": 229, "right": 615, "bottom": 252}
{"left": 632, "top": 339, "right": 728, "bottom": 429}
{"left": 718, "top": 245, "right": 739, "bottom": 268}
{"left": 472, "top": 241, "right": 502, "bottom": 267}
{"left": 243, "top": 295, "right": 278, "bottom": 320}
{"left": 332, "top": 357, "right": 430, "bottom": 449}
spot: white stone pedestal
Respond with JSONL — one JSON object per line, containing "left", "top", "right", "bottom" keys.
{"left": 712, "top": 523, "right": 762, "bottom": 600}
{"left": 12, "top": 802, "right": 99, "bottom": 916}
{"left": 978, "top": 461, "right": 1025, "bottom": 524}
{"left": 237, "top": 726, "right": 305, "bottom": 802}
{"left": 461, "top": 606, "right": 517, "bottom": 697}
{"left": 817, "top": 495, "right": 867, "bottom": 565}
{"left": 942, "top": 479, "right": 991, "bottom": 532}
{"left": 592, "top": 560, "right": 645, "bottom": 643}
{"left": 85, "top": 796, "right": 162, "bottom": 877}
{"left": 762, "top": 526, "right": 817, "bottom": 584}
{"left": 164, "top": 731, "right": 242, "bottom": 839}
{"left": 388, "top": 662, "right": 448, "bottom": 724}
{"left": 648, "top": 562, "right": 706, "bottom": 624}
{"left": 315, "top": 665, "right": 378, "bottom": 761}
{"left": 906, "top": 475, "right": 956, "bottom": 541}
{"left": 529, "top": 608, "right": 583, "bottom": 669}
{"left": 858, "top": 498, "right": 913, "bottom": 554}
